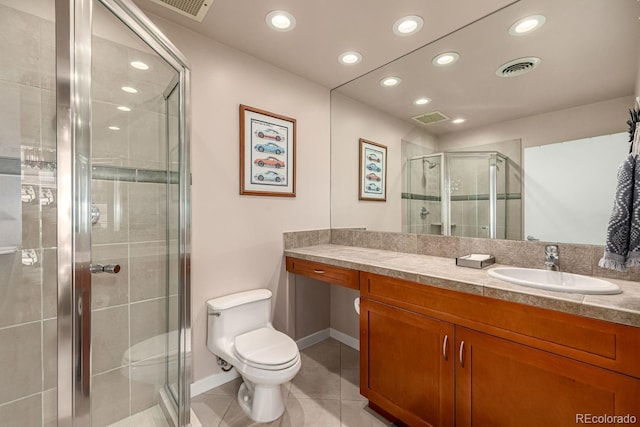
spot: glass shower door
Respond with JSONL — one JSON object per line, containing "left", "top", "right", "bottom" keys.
{"left": 1, "top": 0, "right": 189, "bottom": 425}
{"left": 448, "top": 155, "right": 492, "bottom": 238}
{"left": 446, "top": 153, "right": 506, "bottom": 239}
{"left": 87, "top": 2, "right": 181, "bottom": 426}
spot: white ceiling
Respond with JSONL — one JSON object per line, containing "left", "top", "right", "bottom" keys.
{"left": 132, "top": 0, "right": 640, "bottom": 134}
{"left": 334, "top": 0, "right": 640, "bottom": 134}
{"left": 132, "top": 0, "right": 516, "bottom": 89}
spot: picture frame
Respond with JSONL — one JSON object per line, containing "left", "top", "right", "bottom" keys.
{"left": 240, "top": 105, "right": 296, "bottom": 197}
{"left": 359, "top": 138, "right": 387, "bottom": 201}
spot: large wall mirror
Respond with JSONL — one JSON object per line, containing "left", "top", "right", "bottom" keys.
{"left": 330, "top": 0, "right": 640, "bottom": 245}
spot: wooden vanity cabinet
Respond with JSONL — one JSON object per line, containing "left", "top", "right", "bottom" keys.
{"left": 360, "top": 271, "right": 640, "bottom": 427}
{"left": 456, "top": 327, "right": 640, "bottom": 427}
{"left": 360, "top": 298, "right": 454, "bottom": 427}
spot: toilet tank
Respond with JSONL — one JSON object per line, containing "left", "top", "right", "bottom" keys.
{"left": 206, "top": 289, "right": 272, "bottom": 353}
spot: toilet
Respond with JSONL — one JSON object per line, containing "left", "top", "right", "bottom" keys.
{"left": 122, "top": 331, "right": 178, "bottom": 385}
{"left": 206, "top": 289, "right": 301, "bottom": 423}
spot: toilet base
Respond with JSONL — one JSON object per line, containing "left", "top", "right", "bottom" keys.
{"left": 237, "top": 381, "right": 286, "bottom": 423}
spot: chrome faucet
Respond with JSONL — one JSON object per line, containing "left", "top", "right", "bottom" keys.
{"left": 544, "top": 245, "right": 559, "bottom": 271}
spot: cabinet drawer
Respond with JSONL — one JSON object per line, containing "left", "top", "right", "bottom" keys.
{"left": 286, "top": 257, "right": 359, "bottom": 290}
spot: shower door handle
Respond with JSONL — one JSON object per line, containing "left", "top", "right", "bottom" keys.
{"left": 90, "top": 264, "right": 121, "bottom": 274}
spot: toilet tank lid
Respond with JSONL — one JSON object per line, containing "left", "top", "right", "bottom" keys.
{"left": 207, "top": 289, "right": 272, "bottom": 311}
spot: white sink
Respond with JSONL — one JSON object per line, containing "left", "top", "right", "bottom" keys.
{"left": 487, "top": 267, "right": 622, "bottom": 295}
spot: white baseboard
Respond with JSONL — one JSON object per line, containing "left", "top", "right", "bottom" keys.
{"left": 295, "top": 328, "right": 330, "bottom": 350}
{"left": 190, "top": 368, "right": 239, "bottom": 397}
{"left": 329, "top": 328, "right": 360, "bottom": 351}
{"left": 294, "top": 327, "right": 359, "bottom": 351}
{"left": 191, "top": 329, "right": 359, "bottom": 397}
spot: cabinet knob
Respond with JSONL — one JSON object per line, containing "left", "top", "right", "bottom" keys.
{"left": 459, "top": 340, "right": 465, "bottom": 367}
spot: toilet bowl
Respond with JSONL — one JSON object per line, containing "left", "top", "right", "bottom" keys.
{"left": 122, "top": 331, "right": 178, "bottom": 385}
{"left": 206, "top": 289, "right": 300, "bottom": 423}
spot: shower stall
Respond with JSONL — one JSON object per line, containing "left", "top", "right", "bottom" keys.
{"left": 0, "top": 0, "right": 191, "bottom": 426}
{"left": 405, "top": 152, "right": 507, "bottom": 239}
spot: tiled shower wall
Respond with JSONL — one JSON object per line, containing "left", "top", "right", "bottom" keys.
{"left": 0, "top": 3, "right": 57, "bottom": 426}
{"left": 0, "top": 3, "right": 178, "bottom": 426}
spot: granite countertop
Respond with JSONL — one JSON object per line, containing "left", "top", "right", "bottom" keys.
{"left": 285, "top": 244, "right": 640, "bottom": 328}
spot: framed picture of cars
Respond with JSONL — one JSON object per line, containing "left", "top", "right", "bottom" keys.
{"left": 240, "top": 105, "right": 296, "bottom": 197}
{"left": 359, "top": 138, "right": 386, "bottom": 201}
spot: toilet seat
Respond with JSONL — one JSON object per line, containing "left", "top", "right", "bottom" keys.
{"left": 234, "top": 327, "right": 299, "bottom": 371}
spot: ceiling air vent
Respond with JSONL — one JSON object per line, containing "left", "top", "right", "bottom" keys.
{"left": 496, "top": 57, "right": 541, "bottom": 78}
{"left": 150, "top": 0, "right": 213, "bottom": 22}
{"left": 411, "top": 111, "right": 450, "bottom": 126}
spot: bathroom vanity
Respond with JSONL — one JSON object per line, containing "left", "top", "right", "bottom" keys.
{"left": 285, "top": 244, "right": 640, "bottom": 427}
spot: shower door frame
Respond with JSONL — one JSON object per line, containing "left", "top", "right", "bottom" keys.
{"left": 56, "top": 0, "right": 192, "bottom": 425}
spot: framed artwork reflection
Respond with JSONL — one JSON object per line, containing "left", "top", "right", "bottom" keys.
{"left": 359, "top": 138, "right": 386, "bottom": 201}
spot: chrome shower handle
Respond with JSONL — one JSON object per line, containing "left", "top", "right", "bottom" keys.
{"left": 90, "top": 263, "right": 121, "bottom": 274}
{"left": 91, "top": 204, "right": 101, "bottom": 225}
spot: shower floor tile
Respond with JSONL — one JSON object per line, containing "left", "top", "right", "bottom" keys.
{"left": 108, "top": 405, "right": 169, "bottom": 427}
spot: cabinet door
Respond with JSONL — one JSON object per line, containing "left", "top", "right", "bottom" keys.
{"left": 361, "top": 298, "right": 454, "bottom": 427}
{"left": 456, "top": 327, "right": 640, "bottom": 427}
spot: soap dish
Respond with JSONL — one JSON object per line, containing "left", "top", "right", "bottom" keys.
{"left": 456, "top": 254, "right": 495, "bottom": 269}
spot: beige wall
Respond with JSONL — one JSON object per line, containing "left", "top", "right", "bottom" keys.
{"left": 151, "top": 17, "right": 332, "bottom": 382}
{"left": 330, "top": 286, "right": 360, "bottom": 339}
{"left": 293, "top": 277, "right": 330, "bottom": 340}
{"left": 437, "top": 96, "right": 634, "bottom": 150}
{"left": 331, "top": 92, "right": 437, "bottom": 232}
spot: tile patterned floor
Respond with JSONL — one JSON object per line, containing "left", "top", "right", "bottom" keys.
{"left": 191, "top": 338, "right": 393, "bottom": 427}
{"left": 107, "top": 404, "right": 203, "bottom": 427}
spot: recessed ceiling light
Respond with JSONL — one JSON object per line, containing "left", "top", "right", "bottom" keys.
{"left": 130, "top": 61, "right": 149, "bottom": 70}
{"left": 339, "top": 51, "right": 362, "bottom": 65}
{"left": 121, "top": 86, "right": 138, "bottom": 94}
{"left": 380, "top": 77, "right": 401, "bottom": 87}
{"left": 108, "top": 126, "right": 120, "bottom": 131}
{"left": 393, "top": 15, "right": 424, "bottom": 36}
{"left": 266, "top": 10, "right": 296, "bottom": 32}
{"left": 432, "top": 52, "right": 460, "bottom": 67}
{"left": 414, "top": 98, "right": 431, "bottom": 105}
{"left": 452, "top": 118, "right": 466, "bottom": 124}
{"left": 117, "top": 106, "right": 131, "bottom": 112}
{"left": 509, "top": 15, "right": 546, "bottom": 36}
